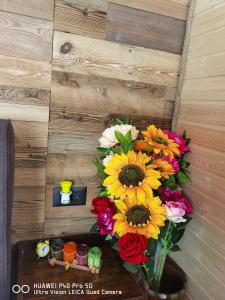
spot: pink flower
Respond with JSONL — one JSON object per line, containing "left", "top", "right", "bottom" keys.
{"left": 97, "top": 205, "right": 116, "bottom": 236}
{"left": 165, "top": 201, "right": 186, "bottom": 223}
{"left": 164, "top": 130, "right": 189, "bottom": 154}
{"left": 160, "top": 187, "right": 193, "bottom": 215}
{"left": 164, "top": 156, "right": 180, "bottom": 173}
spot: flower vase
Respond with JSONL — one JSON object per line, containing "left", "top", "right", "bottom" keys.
{"left": 147, "top": 260, "right": 186, "bottom": 300}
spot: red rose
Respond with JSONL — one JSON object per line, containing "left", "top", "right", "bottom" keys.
{"left": 91, "top": 197, "right": 112, "bottom": 215}
{"left": 118, "top": 233, "right": 148, "bottom": 264}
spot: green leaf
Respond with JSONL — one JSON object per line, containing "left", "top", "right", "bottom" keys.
{"left": 93, "top": 158, "right": 106, "bottom": 178}
{"left": 186, "top": 138, "right": 191, "bottom": 146}
{"left": 123, "top": 262, "right": 139, "bottom": 273}
{"left": 177, "top": 171, "right": 191, "bottom": 183}
{"left": 105, "top": 234, "right": 113, "bottom": 241}
{"left": 180, "top": 160, "right": 191, "bottom": 169}
{"left": 182, "top": 130, "right": 187, "bottom": 140}
{"left": 98, "top": 190, "right": 109, "bottom": 197}
{"left": 89, "top": 223, "right": 99, "bottom": 233}
{"left": 97, "top": 147, "right": 111, "bottom": 154}
{"left": 170, "top": 245, "right": 181, "bottom": 252}
{"left": 114, "top": 130, "right": 129, "bottom": 153}
{"left": 112, "top": 241, "right": 119, "bottom": 251}
{"left": 114, "top": 118, "right": 124, "bottom": 125}
{"left": 172, "top": 228, "right": 185, "bottom": 244}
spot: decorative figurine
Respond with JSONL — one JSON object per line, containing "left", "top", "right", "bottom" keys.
{"left": 36, "top": 240, "right": 50, "bottom": 259}
{"left": 51, "top": 239, "right": 64, "bottom": 260}
{"left": 76, "top": 244, "right": 89, "bottom": 266}
{"left": 60, "top": 180, "right": 72, "bottom": 204}
{"left": 88, "top": 247, "right": 102, "bottom": 270}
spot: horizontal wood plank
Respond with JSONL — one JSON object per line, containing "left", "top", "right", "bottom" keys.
{"left": 188, "top": 26, "right": 225, "bottom": 58}
{"left": 0, "top": 85, "right": 50, "bottom": 106}
{"left": 106, "top": 3, "right": 185, "bottom": 54}
{"left": 178, "top": 100, "right": 225, "bottom": 125}
{"left": 12, "top": 187, "right": 45, "bottom": 226}
{"left": 52, "top": 32, "right": 180, "bottom": 87}
{"left": 14, "top": 168, "right": 46, "bottom": 187}
{"left": 109, "top": 0, "right": 189, "bottom": 20}
{"left": 44, "top": 217, "right": 96, "bottom": 237}
{"left": 181, "top": 76, "right": 225, "bottom": 101}
{"left": 56, "top": 0, "right": 108, "bottom": 12}
{"left": 0, "top": 0, "right": 54, "bottom": 20}
{"left": 12, "top": 121, "right": 48, "bottom": 148}
{"left": 194, "top": 0, "right": 224, "bottom": 15}
{"left": 0, "top": 11, "right": 53, "bottom": 62}
{"left": 0, "top": 103, "right": 49, "bottom": 123}
{"left": 54, "top": 0, "right": 106, "bottom": 39}
{"left": 191, "top": 2, "right": 225, "bottom": 37}
{"left": 15, "top": 148, "right": 47, "bottom": 168}
{"left": 177, "top": 121, "right": 225, "bottom": 152}
{"left": 0, "top": 55, "right": 51, "bottom": 90}
{"left": 186, "top": 51, "right": 225, "bottom": 79}
{"left": 12, "top": 223, "right": 43, "bottom": 244}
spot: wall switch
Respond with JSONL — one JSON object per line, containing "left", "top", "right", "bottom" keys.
{"left": 52, "top": 186, "right": 87, "bottom": 207}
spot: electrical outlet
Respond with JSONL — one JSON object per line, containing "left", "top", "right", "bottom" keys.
{"left": 52, "top": 187, "right": 87, "bottom": 207}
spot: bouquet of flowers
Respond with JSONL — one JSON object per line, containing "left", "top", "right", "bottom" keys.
{"left": 90, "top": 118, "right": 192, "bottom": 293}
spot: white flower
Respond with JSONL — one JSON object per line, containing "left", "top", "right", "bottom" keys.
{"left": 103, "top": 152, "right": 114, "bottom": 166}
{"left": 99, "top": 124, "right": 139, "bottom": 148}
{"left": 165, "top": 201, "right": 187, "bottom": 223}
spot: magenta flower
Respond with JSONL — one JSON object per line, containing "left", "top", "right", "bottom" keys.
{"left": 164, "top": 156, "right": 180, "bottom": 173}
{"left": 97, "top": 205, "right": 116, "bottom": 236}
{"left": 160, "top": 187, "right": 193, "bottom": 215}
{"left": 164, "top": 130, "right": 189, "bottom": 154}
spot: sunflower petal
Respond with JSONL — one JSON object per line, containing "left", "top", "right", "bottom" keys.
{"left": 114, "top": 200, "right": 127, "bottom": 212}
{"left": 137, "top": 187, "right": 145, "bottom": 204}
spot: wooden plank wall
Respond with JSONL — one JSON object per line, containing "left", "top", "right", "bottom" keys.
{"left": 44, "top": 0, "right": 189, "bottom": 237}
{"left": 0, "top": 0, "right": 189, "bottom": 242}
{"left": 0, "top": 1, "right": 54, "bottom": 243}
{"left": 171, "top": 0, "right": 225, "bottom": 299}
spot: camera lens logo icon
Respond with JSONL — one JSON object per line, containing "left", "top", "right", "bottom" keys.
{"left": 12, "top": 285, "right": 30, "bottom": 294}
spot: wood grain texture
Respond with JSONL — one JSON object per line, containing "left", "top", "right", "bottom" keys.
{"left": 0, "top": 11, "right": 53, "bottom": 62}
{"left": 12, "top": 121, "right": 48, "bottom": 148}
{"left": 56, "top": 0, "right": 108, "bottom": 12}
{"left": 54, "top": 0, "right": 106, "bottom": 39}
{"left": 0, "top": 85, "right": 50, "bottom": 106}
{"left": 174, "top": 1, "right": 225, "bottom": 298}
{"left": 191, "top": 1, "right": 225, "bottom": 37}
{"left": 181, "top": 76, "right": 225, "bottom": 101}
{"left": 0, "top": 103, "right": 49, "bottom": 123}
{"left": 109, "top": 0, "right": 190, "bottom": 21}
{"left": 12, "top": 187, "right": 45, "bottom": 226}
{"left": 188, "top": 26, "right": 225, "bottom": 58}
{"left": 44, "top": 217, "right": 96, "bottom": 237}
{"left": 178, "top": 101, "right": 225, "bottom": 125}
{"left": 186, "top": 51, "right": 225, "bottom": 79}
{"left": 12, "top": 223, "right": 43, "bottom": 244}
{"left": 106, "top": 3, "right": 186, "bottom": 54}
{"left": 177, "top": 121, "right": 225, "bottom": 152}
{"left": 0, "top": 55, "right": 51, "bottom": 90}
{"left": 14, "top": 168, "right": 46, "bottom": 187}
{"left": 0, "top": 0, "right": 54, "bottom": 20}
{"left": 52, "top": 32, "right": 180, "bottom": 87}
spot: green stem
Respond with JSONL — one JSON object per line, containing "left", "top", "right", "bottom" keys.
{"left": 154, "top": 222, "right": 174, "bottom": 292}
{"left": 142, "top": 263, "right": 153, "bottom": 290}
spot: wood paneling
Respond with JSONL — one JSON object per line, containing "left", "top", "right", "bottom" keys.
{"left": 0, "top": 0, "right": 54, "bottom": 21}
{"left": 0, "top": 11, "right": 52, "bottom": 62}
{"left": 12, "top": 223, "right": 43, "bottom": 244}
{"left": 0, "top": 55, "right": 51, "bottom": 90}
{"left": 106, "top": 3, "right": 186, "bottom": 54}
{"left": 181, "top": 76, "right": 225, "bottom": 101}
{"left": 54, "top": 0, "right": 106, "bottom": 39}
{"left": 109, "top": 0, "right": 190, "bottom": 20}
{"left": 52, "top": 32, "right": 180, "bottom": 87}
{"left": 44, "top": 217, "right": 96, "bottom": 237}
{"left": 174, "top": 0, "right": 225, "bottom": 298}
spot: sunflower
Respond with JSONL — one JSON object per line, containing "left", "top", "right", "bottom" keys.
{"left": 152, "top": 158, "right": 175, "bottom": 179}
{"left": 103, "top": 151, "right": 161, "bottom": 202}
{"left": 142, "top": 125, "right": 180, "bottom": 159}
{"left": 113, "top": 196, "right": 166, "bottom": 239}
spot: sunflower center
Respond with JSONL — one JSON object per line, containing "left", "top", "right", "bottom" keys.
{"left": 126, "top": 205, "right": 151, "bottom": 226}
{"left": 118, "top": 164, "right": 145, "bottom": 187}
{"left": 152, "top": 136, "right": 168, "bottom": 146}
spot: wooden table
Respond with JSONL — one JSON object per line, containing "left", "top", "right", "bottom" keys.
{"left": 17, "top": 234, "right": 145, "bottom": 300}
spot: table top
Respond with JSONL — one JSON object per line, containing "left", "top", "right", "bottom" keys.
{"left": 17, "top": 234, "right": 145, "bottom": 300}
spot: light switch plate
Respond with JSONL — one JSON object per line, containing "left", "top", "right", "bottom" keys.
{"left": 52, "top": 187, "right": 87, "bottom": 207}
